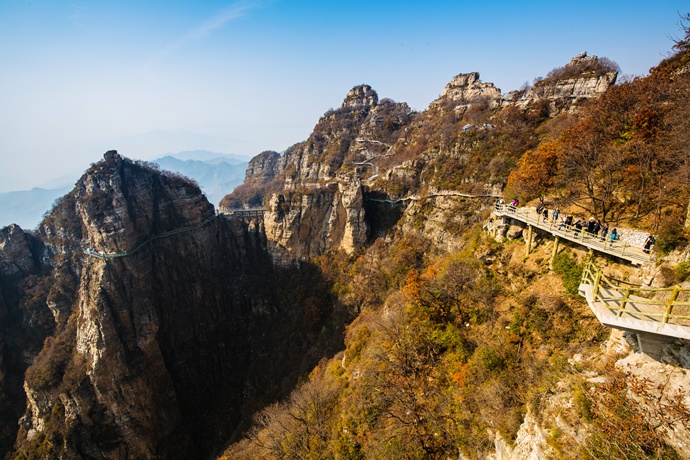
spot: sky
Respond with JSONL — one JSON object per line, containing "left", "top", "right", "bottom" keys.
{"left": 0, "top": 0, "right": 687, "bottom": 192}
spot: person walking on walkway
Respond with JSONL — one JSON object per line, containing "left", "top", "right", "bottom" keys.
{"left": 593, "top": 219, "right": 601, "bottom": 236}
{"left": 587, "top": 217, "right": 596, "bottom": 234}
{"left": 600, "top": 224, "right": 609, "bottom": 241}
{"left": 609, "top": 228, "right": 618, "bottom": 243}
{"left": 542, "top": 208, "right": 548, "bottom": 222}
{"left": 552, "top": 208, "right": 560, "bottom": 223}
{"left": 643, "top": 234, "right": 656, "bottom": 254}
{"left": 574, "top": 219, "right": 583, "bottom": 236}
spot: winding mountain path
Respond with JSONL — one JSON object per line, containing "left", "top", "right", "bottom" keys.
{"left": 366, "top": 190, "right": 500, "bottom": 204}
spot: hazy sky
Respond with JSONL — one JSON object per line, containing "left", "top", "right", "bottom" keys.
{"left": 0, "top": 0, "right": 687, "bottom": 192}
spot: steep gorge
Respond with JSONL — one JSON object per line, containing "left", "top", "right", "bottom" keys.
{"left": 0, "top": 152, "right": 345, "bottom": 459}
{"left": 1, "top": 47, "right": 690, "bottom": 459}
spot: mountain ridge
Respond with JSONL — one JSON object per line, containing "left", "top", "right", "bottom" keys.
{"left": 2, "top": 46, "right": 690, "bottom": 459}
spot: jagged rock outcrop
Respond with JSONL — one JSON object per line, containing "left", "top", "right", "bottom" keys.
{"left": 0, "top": 225, "right": 35, "bottom": 277}
{"left": 341, "top": 84, "right": 378, "bottom": 109}
{"left": 0, "top": 150, "right": 349, "bottom": 459}
{"left": 433, "top": 72, "right": 502, "bottom": 107}
{"left": 264, "top": 180, "right": 367, "bottom": 264}
{"left": 506, "top": 52, "right": 618, "bottom": 113}
{"left": 243, "top": 150, "right": 283, "bottom": 185}
{"left": 225, "top": 85, "right": 417, "bottom": 262}
{"left": 2, "top": 151, "right": 280, "bottom": 459}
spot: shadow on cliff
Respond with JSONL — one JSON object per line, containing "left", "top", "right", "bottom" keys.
{"left": 231, "top": 258, "right": 349, "bottom": 444}
{"left": 363, "top": 192, "right": 406, "bottom": 242}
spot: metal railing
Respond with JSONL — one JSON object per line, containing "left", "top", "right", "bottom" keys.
{"left": 84, "top": 212, "right": 221, "bottom": 260}
{"left": 581, "top": 259, "right": 690, "bottom": 327}
{"left": 493, "top": 204, "right": 653, "bottom": 265}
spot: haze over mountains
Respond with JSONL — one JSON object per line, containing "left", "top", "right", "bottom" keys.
{"left": 1, "top": 35, "right": 690, "bottom": 458}
{"left": 0, "top": 150, "right": 249, "bottom": 229}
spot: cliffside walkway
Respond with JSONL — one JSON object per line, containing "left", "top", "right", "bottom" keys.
{"left": 579, "top": 259, "right": 690, "bottom": 354}
{"left": 367, "top": 191, "right": 500, "bottom": 204}
{"left": 220, "top": 208, "right": 266, "bottom": 218}
{"left": 493, "top": 204, "right": 653, "bottom": 266}
{"left": 84, "top": 212, "right": 222, "bottom": 260}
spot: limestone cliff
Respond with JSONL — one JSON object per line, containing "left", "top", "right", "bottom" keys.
{"left": 223, "top": 85, "right": 416, "bottom": 262}
{"left": 430, "top": 72, "right": 502, "bottom": 111}
{"left": 263, "top": 180, "right": 367, "bottom": 264}
{"left": 506, "top": 52, "right": 618, "bottom": 113}
{"left": 0, "top": 151, "right": 345, "bottom": 459}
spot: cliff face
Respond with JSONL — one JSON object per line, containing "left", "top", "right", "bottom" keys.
{"left": 263, "top": 181, "right": 367, "bottom": 264}
{"left": 506, "top": 52, "right": 618, "bottom": 113}
{"left": 225, "top": 85, "right": 415, "bottom": 263}
{"left": 1, "top": 152, "right": 280, "bottom": 459}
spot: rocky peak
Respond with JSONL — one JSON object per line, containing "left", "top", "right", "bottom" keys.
{"left": 70, "top": 151, "right": 212, "bottom": 254}
{"left": 244, "top": 150, "right": 283, "bottom": 183}
{"left": 0, "top": 224, "right": 34, "bottom": 277}
{"left": 435, "top": 72, "right": 501, "bottom": 106}
{"left": 567, "top": 50, "right": 597, "bottom": 67}
{"left": 508, "top": 52, "right": 618, "bottom": 112}
{"left": 341, "top": 84, "right": 378, "bottom": 110}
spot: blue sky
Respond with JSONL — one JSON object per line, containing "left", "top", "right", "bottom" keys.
{"left": 0, "top": 0, "right": 687, "bottom": 192}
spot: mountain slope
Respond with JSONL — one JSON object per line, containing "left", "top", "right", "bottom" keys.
{"left": 0, "top": 151, "right": 346, "bottom": 459}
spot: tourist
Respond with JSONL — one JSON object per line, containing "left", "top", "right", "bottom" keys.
{"left": 552, "top": 208, "right": 560, "bottom": 223}
{"left": 610, "top": 228, "right": 618, "bottom": 242}
{"left": 600, "top": 224, "right": 609, "bottom": 241}
{"left": 643, "top": 234, "right": 656, "bottom": 254}
{"left": 574, "top": 219, "right": 583, "bottom": 235}
{"left": 542, "top": 208, "right": 548, "bottom": 222}
{"left": 587, "top": 217, "right": 596, "bottom": 234}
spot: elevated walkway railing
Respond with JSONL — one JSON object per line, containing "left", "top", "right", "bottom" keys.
{"left": 84, "top": 212, "right": 221, "bottom": 260}
{"left": 580, "top": 259, "right": 690, "bottom": 340}
{"left": 493, "top": 204, "right": 653, "bottom": 266}
{"left": 222, "top": 207, "right": 266, "bottom": 217}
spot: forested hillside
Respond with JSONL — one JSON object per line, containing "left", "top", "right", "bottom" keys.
{"left": 1, "top": 15, "right": 689, "bottom": 460}
{"left": 220, "top": 18, "right": 690, "bottom": 460}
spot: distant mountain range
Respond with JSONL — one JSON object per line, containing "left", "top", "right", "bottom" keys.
{"left": 0, "top": 150, "right": 248, "bottom": 230}
{"left": 154, "top": 152, "right": 248, "bottom": 206}
{"left": 0, "top": 186, "right": 73, "bottom": 230}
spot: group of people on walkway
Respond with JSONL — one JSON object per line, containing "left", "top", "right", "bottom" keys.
{"left": 551, "top": 212, "right": 615, "bottom": 241}
{"left": 496, "top": 199, "right": 656, "bottom": 254}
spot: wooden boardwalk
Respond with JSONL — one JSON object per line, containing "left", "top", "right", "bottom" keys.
{"left": 493, "top": 205, "right": 653, "bottom": 266}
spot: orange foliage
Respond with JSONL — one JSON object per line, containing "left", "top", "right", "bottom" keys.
{"left": 506, "top": 141, "right": 559, "bottom": 202}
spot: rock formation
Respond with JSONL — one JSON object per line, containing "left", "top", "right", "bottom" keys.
{"left": 223, "top": 85, "right": 416, "bottom": 263}
{"left": 433, "top": 72, "right": 502, "bottom": 107}
{"left": 0, "top": 151, "right": 343, "bottom": 459}
{"left": 505, "top": 52, "right": 618, "bottom": 113}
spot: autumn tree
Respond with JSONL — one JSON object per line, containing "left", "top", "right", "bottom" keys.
{"left": 506, "top": 141, "right": 559, "bottom": 203}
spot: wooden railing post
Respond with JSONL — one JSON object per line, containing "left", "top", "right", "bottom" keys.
{"left": 549, "top": 236, "right": 560, "bottom": 270}
{"left": 617, "top": 288, "right": 631, "bottom": 317}
{"left": 662, "top": 287, "right": 680, "bottom": 325}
